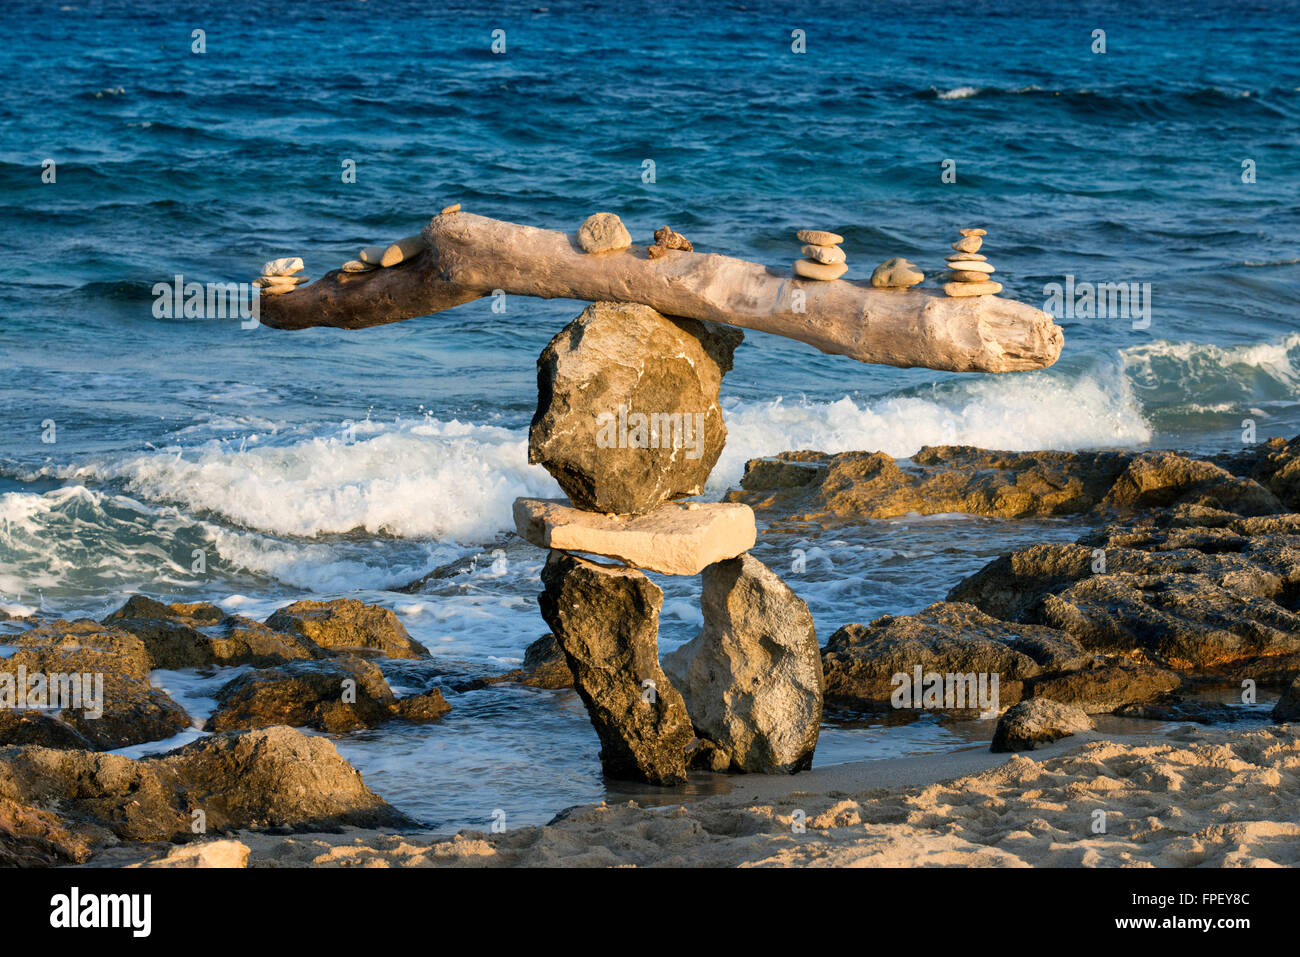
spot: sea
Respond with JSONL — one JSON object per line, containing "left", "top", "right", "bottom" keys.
{"left": 1, "top": 0, "right": 1298, "bottom": 830}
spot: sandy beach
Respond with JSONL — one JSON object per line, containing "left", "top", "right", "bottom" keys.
{"left": 77, "top": 723, "right": 1297, "bottom": 869}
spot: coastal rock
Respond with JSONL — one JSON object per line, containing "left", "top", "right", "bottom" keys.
{"left": 1217, "top": 434, "right": 1300, "bottom": 510}
{"left": 513, "top": 497, "right": 756, "bottom": 575}
{"left": 520, "top": 634, "right": 574, "bottom": 689}
{"left": 3, "top": 621, "right": 192, "bottom": 750}
{"left": 1025, "top": 659, "right": 1182, "bottom": 713}
{"left": 870, "top": 257, "right": 923, "bottom": 288}
{"left": 577, "top": 213, "right": 632, "bottom": 254}
{"left": 0, "top": 711, "right": 94, "bottom": 750}
{"left": 0, "top": 796, "right": 97, "bottom": 866}
{"left": 943, "top": 280, "right": 1001, "bottom": 297}
{"left": 0, "top": 726, "right": 412, "bottom": 847}
{"left": 529, "top": 302, "right": 740, "bottom": 515}
{"left": 653, "top": 225, "right": 693, "bottom": 251}
{"left": 264, "top": 599, "right": 429, "bottom": 659}
{"left": 820, "top": 603, "right": 1049, "bottom": 712}
{"left": 131, "top": 839, "right": 250, "bottom": 868}
{"left": 538, "top": 552, "right": 693, "bottom": 784}
{"left": 207, "top": 657, "right": 447, "bottom": 733}
{"left": 793, "top": 259, "right": 848, "bottom": 281}
{"left": 663, "top": 555, "right": 822, "bottom": 773}
{"left": 803, "top": 244, "right": 846, "bottom": 264}
{"left": 990, "top": 698, "right": 1094, "bottom": 753}
{"left": 1274, "top": 676, "right": 1300, "bottom": 722}
{"left": 796, "top": 229, "right": 844, "bottom": 245}
{"left": 1101, "top": 451, "right": 1283, "bottom": 516}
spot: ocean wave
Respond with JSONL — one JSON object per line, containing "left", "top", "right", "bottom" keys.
{"left": 711, "top": 363, "right": 1151, "bottom": 489}
{"left": 1121, "top": 333, "right": 1300, "bottom": 406}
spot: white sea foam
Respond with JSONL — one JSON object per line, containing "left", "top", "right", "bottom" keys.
{"left": 710, "top": 365, "right": 1152, "bottom": 492}
{"left": 937, "top": 86, "right": 979, "bottom": 99}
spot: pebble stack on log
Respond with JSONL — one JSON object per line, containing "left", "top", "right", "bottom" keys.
{"left": 254, "top": 257, "right": 309, "bottom": 295}
{"left": 943, "top": 228, "right": 1002, "bottom": 297}
{"left": 793, "top": 229, "right": 848, "bottom": 281}
{"left": 516, "top": 289, "right": 824, "bottom": 783}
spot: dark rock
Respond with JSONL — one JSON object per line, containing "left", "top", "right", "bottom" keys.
{"left": 265, "top": 599, "right": 428, "bottom": 659}
{"left": 820, "top": 603, "right": 1050, "bottom": 712}
{"left": 1274, "top": 676, "right": 1300, "bottom": 722}
{"left": 1026, "top": 659, "right": 1182, "bottom": 713}
{"left": 529, "top": 302, "right": 741, "bottom": 516}
{"left": 1100, "top": 450, "right": 1282, "bottom": 516}
{"left": 0, "top": 711, "right": 93, "bottom": 750}
{"left": 0, "top": 796, "right": 98, "bottom": 866}
{"left": 0, "top": 726, "right": 413, "bottom": 850}
{"left": 726, "top": 445, "right": 1283, "bottom": 524}
{"left": 1116, "top": 697, "right": 1260, "bottom": 724}
{"left": 685, "top": 737, "right": 732, "bottom": 773}
{"left": 102, "top": 595, "right": 324, "bottom": 668}
{"left": 991, "top": 698, "right": 1094, "bottom": 752}
{"left": 520, "top": 633, "right": 574, "bottom": 689}
{"left": 394, "top": 688, "right": 452, "bottom": 722}
{"left": 2, "top": 621, "right": 192, "bottom": 750}
{"left": 663, "top": 555, "right": 821, "bottom": 774}
{"left": 538, "top": 551, "right": 693, "bottom": 784}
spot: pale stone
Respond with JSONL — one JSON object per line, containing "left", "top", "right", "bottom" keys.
{"left": 952, "top": 236, "right": 983, "bottom": 254}
{"left": 133, "top": 839, "right": 250, "bottom": 868}
{"left": 793, "top": 259, "right": 848, "bottom": 281}
{"left": 870, "top": 257, "right": 924, "bottom": 288}
{"left": 381, "top": 234, "right": 427, "bottom": 267}
{"left": 358, "top": 245, "right": 387, "bottom": 264}
{"left": 948, "top": 269, "right": 993, "bottom": 283}
{"left": 441, "top": 203, "right": 461, "bottom": 215}
{"left": 341, "top": 260, "right": 373, "bottom": 273}
{"left": 262, "top": 257, "right": 303, "bottom": 277}
{"left": 945, "top": 252, "right": 987, "bottom": 262}
{"left": 944, "top": 280, "right": 1002, "bottom": 297}
{"left": 946, "top": 260, "right": 995, "bottom": 273}
{"left": 514, "top": 498, "right": 756, "bottom": 576}
{"left": 256, "top": 274, "right": 307, "bottom": 286}
{"left": 796, "top": 229, "right": 843, "bottom": 245}
{"left": 801, "top": 244, "right": 845, "bottom": 264}
{"left": 959, "top": 228, "right": 987, "bottom": 237}
{"left": 577, "top": 212, "right": 632, "bottom": 254}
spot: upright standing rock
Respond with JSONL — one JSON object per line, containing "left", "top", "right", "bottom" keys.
{"left": 539, "top": 551, "right": 694, "bottom": 784}
{"left": 530, "top": 302, "right": 741, "bottom": 515}
{"left": 663, "top": 554, "right": 822, "bottom": 773}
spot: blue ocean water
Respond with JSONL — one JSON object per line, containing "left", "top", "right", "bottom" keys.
{"left": 1, "top": 0, "right": 1298, "bottom": 828}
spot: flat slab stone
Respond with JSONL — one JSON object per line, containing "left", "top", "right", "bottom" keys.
{"left": 514, "top": 497, "right": 756, "bottom": 575}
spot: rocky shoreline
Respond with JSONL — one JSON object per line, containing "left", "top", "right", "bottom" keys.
{"left": 3, "top": 434, "right": 1300, "bottom": 866}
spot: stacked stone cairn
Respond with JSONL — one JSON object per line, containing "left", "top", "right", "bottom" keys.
{"left": 942, "top": 227, "right": 1002, "bottom": 297}
{"left": 516, "top": 235, "right": 823, "bottom": 784}
{"left": 254, "top": 257, "right": 309, "bottom": 295}
{"left": 793, "top": 229, "right": 847, "bottom": 281}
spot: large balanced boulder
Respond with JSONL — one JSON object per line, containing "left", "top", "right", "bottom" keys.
{"left": 538, "top": 551, "right": 693, "bottom": 784}
{"left": 663, "top": 555, "right": 822, "bottom": 773}
{"left": 265, "top": 599, "right": 428, "bottom": 659}
{"left": 991, "top": 698, "right": 1094, "bottom": 752}
{"left": 529, "top": 302, "right": 741, "bottom": 515}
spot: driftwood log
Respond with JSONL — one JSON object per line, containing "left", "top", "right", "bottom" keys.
{"left": 258, "top": 212, "right": 1064, "bottom": 373}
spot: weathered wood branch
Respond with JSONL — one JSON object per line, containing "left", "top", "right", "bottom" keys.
{"left": 259, "top": 212, "right": 1064, "bottom": 373}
